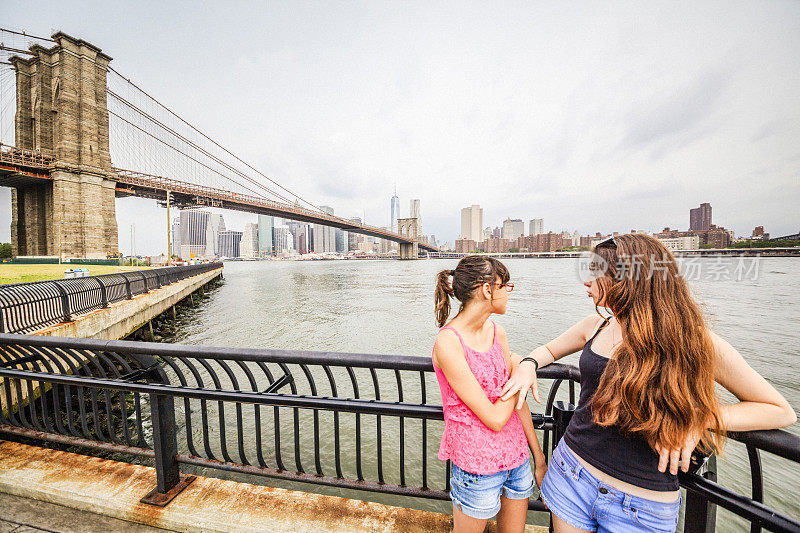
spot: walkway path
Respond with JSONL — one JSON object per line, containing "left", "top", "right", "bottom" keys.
{"left": 0, "top": 493, "right": 170, "bottom": 532}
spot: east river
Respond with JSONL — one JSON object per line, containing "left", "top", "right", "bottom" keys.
{"left": 161, "top": 257, "right": 799, "bottom": 531}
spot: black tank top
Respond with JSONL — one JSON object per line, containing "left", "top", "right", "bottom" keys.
{"left": 562, "top": 319, "right": 679, "bottom": 491}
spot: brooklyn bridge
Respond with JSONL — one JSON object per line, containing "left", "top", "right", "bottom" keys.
{"left": 0, "top": 29, "right": 436, "bottom": 260}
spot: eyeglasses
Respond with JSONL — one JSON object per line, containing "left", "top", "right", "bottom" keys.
{"left": 494, "top": 282, "right": 514, "bottom": 292}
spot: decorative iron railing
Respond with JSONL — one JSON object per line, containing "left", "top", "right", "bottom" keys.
{"left": 0, "top": 263, "right": 222, "bottom": 334}
{"left": 0, "top": 334, "right": 796, "bottom": 531}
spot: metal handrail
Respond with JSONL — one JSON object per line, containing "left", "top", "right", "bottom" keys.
{"left": 0, "top": 334, "right": 796, "bottom": 531}
{"left": 0, "top": 263, "right": 222, "bottom": 334}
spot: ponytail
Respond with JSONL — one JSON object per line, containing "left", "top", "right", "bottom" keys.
{"left": 435, "top": 269, "right": 454, "bottom": 327}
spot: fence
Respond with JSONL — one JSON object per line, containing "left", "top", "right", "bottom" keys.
{"left": 0, "top": 334, "right": 797, "bottom": 531}
{"left": 0, "top": 263, "right": 223, "bottom": 334}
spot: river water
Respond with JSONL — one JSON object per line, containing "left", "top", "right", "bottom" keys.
{"left": 164, "top": 257, "right": 799, "bottom": 531}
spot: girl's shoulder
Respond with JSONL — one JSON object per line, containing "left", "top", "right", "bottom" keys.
{"left": 433, "top": 326, "right": 464, "bottom": 365}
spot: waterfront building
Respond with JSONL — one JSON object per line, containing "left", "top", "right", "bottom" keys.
{"left": 348, "top": 217, "right": 363, "bottom": 251}
{"left": 573, "top": 230, "right": 580, "bottom": 247}
{"left": 313, "top": 206, "right": 336, "bottom": 253}
{"left": 179, "top": 209, "right": 211, "bottom": 259}
{"left": 171, "top": 217, "right": 181, "bottom": 257}
{"left": 390, "top": 191, "right": 400, "bottom": 232}
{"left": 502, "top": 218, "right": 525, "bottom": 240}
{"left": 240, "top": 223, "right": 259, "bottom": 258}
{"left": 690, "top": 203, "right": 712, "bottom": 231}
{"left": 657, "top": 235, "right": 700, "bottom": 251}
{"left": 655, "top": 225, "right": 731, "bottom": 249}
{"left": 257, "top": 215, "right": 274, "bottom": 256}
{"left": 460, "top": 205, "right": 483, "bottom": 243}
{"left": 751, "top": 226, "right": 769, "bottom": 240}
{"left": 273, "top": 225, "right": 292, "bottom": 255}
{"left": 218, "top": 230, "right": 242, "bottom": 258}
{"left": 455, "top": 238, "right": 477, "bottom": 253}
{"left": 483, "top": 237, "right": 511, "bottom": 253}
{"left": 335, "top": 228, "right": 347, "bottom": 253}
{"left": 530, "top": 218, "right": 544, "bottom": 236}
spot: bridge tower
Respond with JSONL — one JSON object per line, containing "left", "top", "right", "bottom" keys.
{"left": 396, "top": 217, "right": 419, "bottom": 260}
{"left": 9, "top": 33, "right": 118, "bottom": 259}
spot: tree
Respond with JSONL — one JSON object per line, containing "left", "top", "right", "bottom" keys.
{"left": 0, "top": 243, "right": 11, "bottom": 258}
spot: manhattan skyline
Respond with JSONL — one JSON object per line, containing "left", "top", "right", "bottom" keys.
{"left": 1, "top": 1, "right": 799, "bottom": 255}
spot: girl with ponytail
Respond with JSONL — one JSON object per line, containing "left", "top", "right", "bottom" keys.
{"left": 501, "top": 234, "right": 796, "bottom": 532}
{"left": 432, "top": 255, "right": 547, "bottom": 532}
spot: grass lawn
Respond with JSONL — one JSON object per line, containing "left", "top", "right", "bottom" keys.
{"left": 0, "top": 264, "right": 153, "bottom": 285}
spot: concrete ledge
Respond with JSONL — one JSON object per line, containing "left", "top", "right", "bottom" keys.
{"left": 34, "top": 267, "right": 223, "bottom": 340}
{"left": 0, "top": 441, "right": 546, "bottom": 532}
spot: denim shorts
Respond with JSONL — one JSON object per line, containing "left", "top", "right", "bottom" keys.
{"left": 541, "top": 443, "right": 682, "bottom": 532}
{"left": 449, "top": 459, "right": 536, "bottom": 519}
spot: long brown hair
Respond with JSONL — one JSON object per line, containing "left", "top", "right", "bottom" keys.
{"left": 591, "top": 234, "right": 725, "bottom": 454}
{"left": 435, "top": 255, "right": 510, "bottom": 327}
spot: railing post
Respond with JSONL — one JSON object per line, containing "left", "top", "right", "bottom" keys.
{"left": 684, "top": 455, "right": 717, "bottom": 533}
{"left": 53, "top": 282, "right": 72, "bottom": 323}
{"left": 123, "top": 274, "right": 132, "bottom": 299}
{"left": 98, "top": 278, "right": 108, "bottom": 308}
{"left": 552, "top": 400, "right": 575, "bottom": 448}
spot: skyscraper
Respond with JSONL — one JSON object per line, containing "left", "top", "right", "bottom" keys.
{"left": 217, "top": 230, "right": 242, "bottom": 258}
{"left": 179, "top": 210, "right": 210, "bottom": 259}
{"left": 461, "top": 205, "right": 483, "bottom": 243}
{"left": 313, "top": 206, "right": 336, "bottom": 253}
{"left": 390, "top": 190, "right": 400, "bottom": 232}
{"left": 530, "top": 218, "right": 544, "bottom": 236}
{"left": 240, "top": 223, "right": 259, "bottom": 258}
{"left": 257, "top": 214, "right": 274, "bottom": 256}
{"left": 502, "top": 218, "right": 525, "bottom": 240}
{"left": 206, "top": 214, "right": 226, "bottom": 257}
{"left": 690, "top": 203, "right": 712, "bottom": 231}
{"left": 171, "top": 217, "right": 181, "bottom": 257}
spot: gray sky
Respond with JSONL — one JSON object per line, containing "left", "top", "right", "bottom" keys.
{"left": 2, "top": 1, "right": 799, "bottom": 254}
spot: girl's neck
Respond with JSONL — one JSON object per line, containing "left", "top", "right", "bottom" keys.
{"left": 451, "top": 304, "right": 492, "bottom": 334}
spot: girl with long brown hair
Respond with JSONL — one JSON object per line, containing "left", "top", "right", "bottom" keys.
{"left": 433, "top": 255, "right": 547, "bottom": 532}
{"left": 500, "top": 233, "right": 796, "bottom": 532}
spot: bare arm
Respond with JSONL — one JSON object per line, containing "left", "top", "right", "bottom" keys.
{"left": 433, "top": 330, "right": 519, "bottom": 432}
{"left": 712, "top": 331, "right": 797, "bottom": 431}
{"left": 501, "top": 314, "right": 604, "bottom": 408}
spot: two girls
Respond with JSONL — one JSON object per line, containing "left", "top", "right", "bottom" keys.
{"left": 433, "top": 256, "right": 547, "bottom": 533}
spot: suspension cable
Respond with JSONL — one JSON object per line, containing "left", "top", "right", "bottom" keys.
{"left": 107, "top": 66, "right": 324, "bottom": 213}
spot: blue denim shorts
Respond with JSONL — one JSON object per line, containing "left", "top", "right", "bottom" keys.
{"left": 450, "top": 459, "right": 535, "bottom": 520}
{"left": 541, "top": 443, "right": 681, "bottom": 532}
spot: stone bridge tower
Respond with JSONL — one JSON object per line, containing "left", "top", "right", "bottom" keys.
{"left": 396, "top": 217, "right": 419, "bottom": 260}
{"left": 10, "top": 32, "right": 118, "bottom": 259}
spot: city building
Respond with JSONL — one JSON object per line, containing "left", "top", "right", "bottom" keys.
{"left": 240, "top": 223, "right": 259, "bottom": 258}
{"left": 348, "top": 217, "right": 363, "bottom": 251}
{"left": 390, "top": 190, "right": 400, "bottom": 232}
{"left": 655, "top": 225, "right": 731, "bottom": 249}
{"left": 751, "top": 226, "right": 770, "bottom": 240}
{"left": 335, "top": 228, "right": 347, "bottom": 253}
{"left": 455, "top": 238, "right": 477, "bottom": 253}
{"left": 483, "top": 227, "right": 493, "bottom": 241}
{"left": 460, "top": 205, "right": 483, "bottom": 243}
{"left": 273, "top": 225, "right": 292, "bottom": 255}
{"left": 482, "top": 237, "right": 511, "bottom": 253}
{"left": 689, "top": 203, "right": 712, "bottom": 231}
{"left": 217, "top": 230, "right": 242, "bottom": 258}
{"left": 530, "top": 218, "right": 544, "bottom": 236}
{"left": 657, "top": 235, "right": 700, "bottom": 251}
{"left": 257, "top": 215, "right": 274, "bottom": 256}
{"left": 171, "top": 217, "right": 181, "bottom": 257}
{"left": 206, "top": 214, "right": 225, "bottom": 257}
{"left": 179, "top": 210, "right": 211, "bottom": 259}
{"left": 313, "top": 206, "right": 337, "bottom": 253}
{"left": 502, "top": 218, "right": 525, "bottom": 240}
{"left": 492, "top": 227, "right": 501, "bottom": 239}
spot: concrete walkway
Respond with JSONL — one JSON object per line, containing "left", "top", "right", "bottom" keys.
{"left": 0, "top": 493, "right": 170, "bottom": 532}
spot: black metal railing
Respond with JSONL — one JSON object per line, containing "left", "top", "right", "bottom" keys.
{"left": 0, "top": 334, "right": 797, "bottom": 531}
{"left": 0, "top": 263, "right": 223, "bottom": 334}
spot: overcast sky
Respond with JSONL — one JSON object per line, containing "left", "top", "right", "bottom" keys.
{"left": 2, "top": 1, "right": 799, "bottom": 254}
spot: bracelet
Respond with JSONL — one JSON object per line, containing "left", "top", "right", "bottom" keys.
{"left": 520, "top": 357, "right": 539, "bottom": 371}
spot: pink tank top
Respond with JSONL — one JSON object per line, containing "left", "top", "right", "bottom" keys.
{"left": 433, "top": 322, "right": 529, "bottom": 474}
